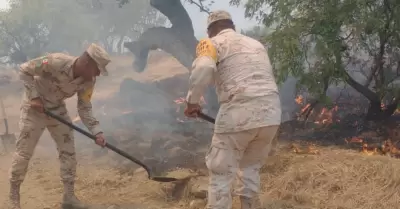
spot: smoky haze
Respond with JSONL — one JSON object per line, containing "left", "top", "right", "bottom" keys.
{"left": 0, "top": 0, "right": 300, "bottom": 174}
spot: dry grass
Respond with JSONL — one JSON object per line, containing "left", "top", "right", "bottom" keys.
{"left": 1, "top": 145, "right": 400, "bottom": 209}
{"left": 260, "top": 147, "right": 400, "bottom": 209}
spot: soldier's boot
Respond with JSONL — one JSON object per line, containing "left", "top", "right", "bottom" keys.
{"left": 239, "top": 196, "right": 263, "bottom": 209}
{"left": 61, "top": 181, "right": 88, "bottom": 209}
{"left": 9, "top": 182, "right": 21, "bottom": 209}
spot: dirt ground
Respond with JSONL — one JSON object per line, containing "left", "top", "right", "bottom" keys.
{"left": 1, "top": 52, "right": 400, "bottom": 209}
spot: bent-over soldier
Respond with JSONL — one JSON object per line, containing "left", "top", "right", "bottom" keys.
{"left": 184, "top": 11, "right": 282, "bottom": 209}
{"left": 8, "top": 43, "right": 110, "bottom": 209}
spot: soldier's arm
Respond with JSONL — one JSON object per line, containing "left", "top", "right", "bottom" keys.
{"left": 77, "top": 81, "right": 102, "bottom": 135}
{"left": 19, "top": 56, "right": 50, "bottom": 99}
{"left": 186, "top": 39, "right": 217, "bottom": 104}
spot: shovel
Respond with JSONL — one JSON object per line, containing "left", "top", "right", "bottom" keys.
{"left": 43, "top": 109, "right": 180, "bottom": 183}
{"left": 198, "top": 112, "right": 215, "bottom": 124}
{"left": 0, "top": 97, "right": 16, "bottom": 152}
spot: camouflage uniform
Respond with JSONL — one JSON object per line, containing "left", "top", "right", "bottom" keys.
{"left": 186, "top": 11, "right": 281, "bottom": 209}
{"left": 8, "top": 44, "right": 110, "bottom": 209}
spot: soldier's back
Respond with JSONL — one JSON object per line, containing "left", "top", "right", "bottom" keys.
{"left": 211, "top": 29, "right": 279, "bottom": 101}
{"left": 211, "top": 29, "right": 282, "bottom": 133}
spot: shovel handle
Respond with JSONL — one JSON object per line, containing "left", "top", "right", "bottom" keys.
{"left": 3, "top": 119, "right": 9, "bottom": 134}
{"left": 0, "top": 98, "right": 9, "bottom": 134}
{"left": 43, "top": 109, "right": 152, "bottom": 177}
{"left": 198, "top": 112, "right": 215, "bottom": 124}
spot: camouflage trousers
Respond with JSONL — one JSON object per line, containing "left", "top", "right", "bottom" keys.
{"left": 9, "top": 105, "right": 76, "bottom": 184}
{"left": 205, "top": 125, "right": 280, "bottom": 209}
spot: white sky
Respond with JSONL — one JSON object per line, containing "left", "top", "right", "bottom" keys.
{"left": 182, "top": 0, "right": 259, "bottom": 39}
{"left": 0, "top": 0, "right": 259, "bottom": 39}
{"left": 0, "top": 0, "right": 7, "bottom": 9}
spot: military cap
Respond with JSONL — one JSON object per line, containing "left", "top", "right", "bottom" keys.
{"left": 86, "top": 43, "right": 111, "bottom": 76}
{"left": 207, "top": 10, "right": 232, "bottom": 28}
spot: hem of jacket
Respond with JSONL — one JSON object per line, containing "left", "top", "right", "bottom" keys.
{"left": 213, "top": 122, "right": 281, "bottom": 134}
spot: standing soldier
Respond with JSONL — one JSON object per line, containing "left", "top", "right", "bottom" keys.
{"left": 8, "top": 43, "right": 110, "bottom": 209}
{"left": 184, "top": 11, "right": 282, "bottom": 209}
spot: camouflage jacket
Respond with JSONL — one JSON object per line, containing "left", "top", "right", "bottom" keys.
{"left": 19, "top": 53, "right": 102, "bottom": 135}
{"left": 186, "top": 29, "right": 282, "bottom": 133}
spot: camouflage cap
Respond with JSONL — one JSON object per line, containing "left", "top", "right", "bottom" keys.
{"left": 86, "top": 43, "right": 111, "bottom": 76}
{"left": 207, "top": 10, "right": 232, "bottom": 28}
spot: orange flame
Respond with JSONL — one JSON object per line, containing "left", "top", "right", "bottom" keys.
{"left": 295, "top": 95, "right": 303, "bottom": 105}
{"left": 295, "top": 95, "right": 340, "bottom": 124}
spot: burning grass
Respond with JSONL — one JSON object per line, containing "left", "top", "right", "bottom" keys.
{"left": 260, "top": 146, "right": 400, "bottom": 209}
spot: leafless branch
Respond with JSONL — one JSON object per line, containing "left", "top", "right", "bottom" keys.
{"left": 185, "top": 0, "right": 211, "bottom": 14}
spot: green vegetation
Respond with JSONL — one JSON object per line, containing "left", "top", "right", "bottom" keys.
{"left": 239, "top": 0, "right": 400, "bottom": 120}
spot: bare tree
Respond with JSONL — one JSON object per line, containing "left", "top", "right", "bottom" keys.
{"left": 122, "top": 0, "right": 200, "bottom": 71}
{"left": 119, "top": 0, "right": 220, "bottom": 114}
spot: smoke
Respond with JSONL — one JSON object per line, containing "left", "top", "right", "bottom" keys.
{"left": 0, "top": 0, "right": 373, "bottom": 174}
{"left": 279, "top": 76, "right": 298, "bottom": 122}
{"left": 0, "top": 0, "right": 211, "bottom": 176}
{"left": 57, "top": 51, "right": 211, "bottom": 174}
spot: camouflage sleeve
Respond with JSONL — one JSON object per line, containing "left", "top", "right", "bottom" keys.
{"left": 186, "top": 39, "right": 217, "bottom": 104}
{"left": 19, "top": 56, "right": 51, "bottom": 99}
{"left": 77, "top": 81, "right": 102, "bottom": 135}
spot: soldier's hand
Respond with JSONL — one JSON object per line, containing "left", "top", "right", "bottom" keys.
{"left": 184, "top": 103, "right": 201, "bottom": 118}
{"left": 95, "top": 133, "right": 106, "bottom": 148}
{"left": 30, "top": 97, "right": 44, "bottom": 113}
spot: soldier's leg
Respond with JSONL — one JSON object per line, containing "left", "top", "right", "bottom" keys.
{"left": 9, "top": 108, "right": 46, "bottom": 209}
{"left": 233, "top": 125, "right": 280, "bottom": 209}
{"left": 206, "top": 130, "right": 258, "bottom": 209}
{"left": 46, "top": 108, "right": 87, "bottom": 209}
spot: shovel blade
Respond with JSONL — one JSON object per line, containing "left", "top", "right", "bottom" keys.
{"left": 150, "top": 176, "right": 180, "bottom": 182}
{"left": 1, "top": 133, "right": 16, "bottom": 153}
{"left": 1, "top": 134, "right": 16, "bottom": 142}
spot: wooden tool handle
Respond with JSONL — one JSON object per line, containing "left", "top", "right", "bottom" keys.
{"left": 0, "top": 97, "right": 9, "bottom": 134}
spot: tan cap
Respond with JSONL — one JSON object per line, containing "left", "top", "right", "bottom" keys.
{"left": 86, "top": 43, "right": 111, "bottom": 76}
{"left": 207, "top": 10, "right": 232, "bottom": 28}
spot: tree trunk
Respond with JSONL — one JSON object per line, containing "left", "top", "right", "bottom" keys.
{"left": 366, "top": 101, "right": 398, "bottom": 121}
{"left": 344, "top": 71, "right": 398, "bottom": 121}
{"left": 124, "top": 0, "right": 197, "bottom": 71}
{"left": 124, "top": 0, "right": 219, "bottom": 114}
{"left": 124, "top": 26, "right": 195, "bottom": 71}
{"left": 117, "top": 36, "right": 124, "bottom": 54}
